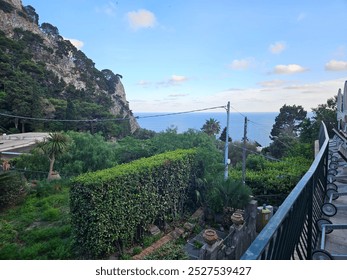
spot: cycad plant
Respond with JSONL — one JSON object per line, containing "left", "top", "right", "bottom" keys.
{"left": 36, "top": 132, "right": 70, "bottom": 180}
{"left": 206, "top": 177, "right": 252, "bottom": 213}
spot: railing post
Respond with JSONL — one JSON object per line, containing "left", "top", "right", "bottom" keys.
{"left": 307, "top": 174, "right": 314, "bottom": 259}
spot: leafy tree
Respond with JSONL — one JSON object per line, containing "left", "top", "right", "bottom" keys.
{"left": 297, "top": 96, "right": 337, "bottom": 144}
{"left": 267, "top": 104, "right": 307, "bottom": 158}
{"left": 270, "top": 104, "right": 307, "bottom": 140}
{"left": 309, "top": 96, "right": 337, "bottom": 140}
{"left": 64, "top": 99, "right": 77, "bottom": 131}
{"left": 57, "top": 131, "right": 118, "bottom": 175}
{"left": 40, "top": 23, "right": 60, "bottom": 38}
{"left": 14, "top": 131, "right": 118, "bottom": 178}
{"left": 267, "top": 134, "right": 298, "bottom": 159}
{"left": 148, "top": 129, "right": 219, "bottom": 156}
{"left": 132, "top": 128, "right": 156, "bottom": 140}
{"left": 228, "top": 141, "right": 258, "bottom": 166}
{"left": 201, "top": 118, "right": 221, "bottom": 136}
{"left": 246, "top": 154, "right": 267, "bottom": 171}
{"left": 114, "top": 136, "right": 151, "bottom": 164}
{"left": 219, "top": 126, "right": 232, "bottom": 142}
{"left": 23, "top": 5, "right": 39, "bottom": 25}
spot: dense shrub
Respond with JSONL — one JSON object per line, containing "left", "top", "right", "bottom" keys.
{"left": 70, "top": 148, "right": 199, "bottom": 259}
{"left": 0, "top": 172, "right": 27, "bottom": 209}
{"left": 12, "top": 131, "right": 119, "bottom": 179}
{"left": 229, "top": 155, "right": 311, "bottom": 205}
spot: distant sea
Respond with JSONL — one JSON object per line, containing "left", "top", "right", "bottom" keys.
{"left": 135, "top": 112, "right": 279, "bottom": 147}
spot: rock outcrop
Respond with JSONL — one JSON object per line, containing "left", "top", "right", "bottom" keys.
{"left": 0, "top": 0, "right": 139, "bottom": 133}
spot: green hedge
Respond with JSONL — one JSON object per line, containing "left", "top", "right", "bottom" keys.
{"left": 229, "top": 156, "right": 311, "bottom": 205}
{"left": 70, "top": 148, "right": 198, "bottom": 259}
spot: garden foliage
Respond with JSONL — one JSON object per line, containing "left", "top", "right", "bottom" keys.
{"left": 70, "top": 148, "right": 199, "bottom": 259}
{"left": 229, "top": 154, "right": 311, "bottom": 205}
{"left": 0, "top": 171, "right": 27, "bottom": 209}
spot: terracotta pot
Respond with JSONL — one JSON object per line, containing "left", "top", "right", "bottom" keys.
{"left": 203, "top": 229, "right": 218, "bottom": 245}
{"left": 48, "top": 171, "right": 61, "bottom": 181}
{"left": 231, "top": 212, "right": 244, "bottom": 225}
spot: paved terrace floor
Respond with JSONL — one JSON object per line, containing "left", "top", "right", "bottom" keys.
{"left": 318, "top": 138, "right": 347, "bottom": 260}
{"left": 0, "top": 132, "right": 49, "bottom": 159}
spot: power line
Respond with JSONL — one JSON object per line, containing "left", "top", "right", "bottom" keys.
{"left": 0, "top": 112, "right": 130, "bottom": 122}
{"left": 134, "top": 105, "right": 226, "bottom": 119}
{"left": 229, "top": 105, "right": 275, "bottom": 130}
{"left": 0, "top": 105, "right": 226, "bottom": 123}
{"left": 229, "top": 142, "right": 281, "bottom": 161}
{"left": 229, "top": 105, "right": 247, "bottom": 118}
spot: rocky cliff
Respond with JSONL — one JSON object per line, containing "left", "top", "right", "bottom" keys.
{"left": 0, "top": 0, "right": 139, "bottom": 133}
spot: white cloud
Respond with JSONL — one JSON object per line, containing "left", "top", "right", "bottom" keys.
{"left": 156, "top": 75, "right": 188, "bottom": 87}
{"left": 65, "top": 38, "right": 84, "bottom": 50}
{"left": 325, "top": 60, "right": 347, "bottom": 71}
{"left": 269, "top": 42, "right": 286, "bottom": 54}
{"left": 130, "top": 77, "right": 345, "bottom": 114}
{"left": 273, "top": 64, "right": 308, "bottom": 74}
{"left": 168, "top": 93, "right": 189, "bottom": 97}
{"left": 229, "top": 58, "right": 254, "bottom": 70}
{"left": 170, "top": 75, "right": 187, "bottom": 83}
{"left": 126, "top": 9, "right": 157, "bottom": 30}
{"left": 258, "top": 80, "right": 286, "bottom": 87}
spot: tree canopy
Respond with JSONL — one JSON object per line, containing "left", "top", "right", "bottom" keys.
{"left": 270, "top": 104, "right": 307, "bottom": 140}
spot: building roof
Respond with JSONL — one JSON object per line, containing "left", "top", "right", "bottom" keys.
{"left": 0, "top": 132, "right": 49, "bottom": 157}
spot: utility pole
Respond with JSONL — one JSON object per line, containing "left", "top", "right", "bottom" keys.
{"left": 224, "top": 101, "right": 230, "bottom": 180}
{"left": 242, "top": 116, "right": 248, "bottom": 185}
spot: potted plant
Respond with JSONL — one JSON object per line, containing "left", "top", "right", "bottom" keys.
{"left": 206, "top": 177, "right": 251, "bottom": 227}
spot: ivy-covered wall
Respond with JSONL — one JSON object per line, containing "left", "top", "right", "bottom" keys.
{"left": 70, "top": 148, "right": 198, "bottom": 259}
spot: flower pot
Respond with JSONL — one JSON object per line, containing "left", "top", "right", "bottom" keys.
{"left": 203, "top": 229, "right": 218, "bottom": 245}
{"left": 48, "top": 171, "right": 61, "bottom": 181}
{"left": 231, "top": 212, "right": 244, "bottom": 225}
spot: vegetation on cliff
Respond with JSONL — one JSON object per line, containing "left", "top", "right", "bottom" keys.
{"left": 0, "top": 0, "right": 137, "bottom": 138}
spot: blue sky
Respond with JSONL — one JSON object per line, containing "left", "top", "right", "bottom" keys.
{"left": 21, "top": 0, "right": 347, "bottom": 113}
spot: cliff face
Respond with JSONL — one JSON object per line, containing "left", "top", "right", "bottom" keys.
{"left": 0, "top": 0, "right": 139, "bottom": 133}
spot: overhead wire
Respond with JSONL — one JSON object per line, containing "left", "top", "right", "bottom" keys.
{"left": 229, "top": 142, "right": 281, "bottom": 161}
{"left": 1, "top": 104, "right": 276, "bottom": 151}
{"left": 0, "top": 112, "right": 130, "bottom": 122}
{"left": 134, "top": 105, "right": 226, "bottom": 119}
{"left": 0, "top": 105, "right": 226, "bottom": 123}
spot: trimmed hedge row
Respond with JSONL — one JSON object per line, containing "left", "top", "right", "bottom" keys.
{"left": 70, "top": 148, "right": 198, "bottom": 259}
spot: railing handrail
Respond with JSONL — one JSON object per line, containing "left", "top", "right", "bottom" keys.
{"left": 241, "top": 122, "right": 329, "bottom": 260}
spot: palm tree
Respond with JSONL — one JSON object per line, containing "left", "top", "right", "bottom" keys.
{"left": 37, "top": 132, "right": 70, "bottom": 180}
{"left": 201, "top": 118, "right": 221, "bottom": 136}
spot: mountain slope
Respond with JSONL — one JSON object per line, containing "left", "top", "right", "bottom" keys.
{"left": 0, "top": 0, "right": 139, "bottom": 136}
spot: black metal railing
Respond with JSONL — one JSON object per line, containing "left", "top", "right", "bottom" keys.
{"left": 241, "top": 122, "right": 329, "bottom": 260}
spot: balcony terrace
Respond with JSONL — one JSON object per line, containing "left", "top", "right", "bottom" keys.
{"left": 240, "top": 79, "right": 347, "bottom": 261}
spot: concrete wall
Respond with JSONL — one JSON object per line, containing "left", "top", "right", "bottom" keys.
{"left": 198, "top": 200, "right": 258, "bottom": 260}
